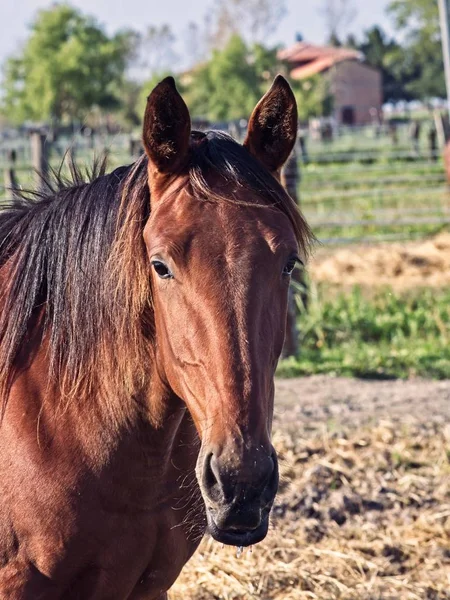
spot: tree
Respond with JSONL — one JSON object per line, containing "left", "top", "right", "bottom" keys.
{"left": 117, "top": 79, "right": 142, "bottom": 129}
{"left": 321, "top": 0, "right": 357, "bottom": 46}
{"left": 184, "top": 22, "right": 208, "bottom": 70}
{"left": 345, "top": 34, "right": 359, "bottom": 49}
{"left": 208, "top": 0, "right": 286, "bottom": 48}
{"left": 290, "top": 76, "right": 334, "bottom": 122}
{"left": 358, "top": 26, "right": 409, "bottom": 103}
{"left": 184, "top": 35, "right": 279, "bottom": 121}
{"left": 387, "top": 0, "right": 445, "bottom": 99}
{"left": 140, "top": 25, "right": 179, "bottom": 77}
{"left": 1, "top": 5, "right": 136, "bottom": 124}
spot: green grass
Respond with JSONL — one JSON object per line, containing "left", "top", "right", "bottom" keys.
{"left": 278, "top": 285, "right": 450, "bottom": 380}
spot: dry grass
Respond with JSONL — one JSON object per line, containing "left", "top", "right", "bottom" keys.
{"left": 171, "top": 419, "right": 450, "bottom": 600}
{"left": 311, "top": 232, "right": 450, "bottom": 290}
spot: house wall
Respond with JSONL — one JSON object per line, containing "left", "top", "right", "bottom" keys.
{"left": 329, "top": 61, "right": 383, "bottom": 125}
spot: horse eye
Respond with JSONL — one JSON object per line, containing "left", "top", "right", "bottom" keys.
{"left": 283, "top": 257, "right": 298, "bottom": 277}
{"left": 151, "top": 260, "right": 173, "bottom": 279}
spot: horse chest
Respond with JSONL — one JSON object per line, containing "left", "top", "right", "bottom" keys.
{"left": 0, "top": 512, "right": 200, "bottom": 600}
{"left": 0, "top": 406, "right": 204, "bottom": 599}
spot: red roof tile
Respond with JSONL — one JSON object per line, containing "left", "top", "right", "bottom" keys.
{"left": 278, "top": 41, "right": 362, "bottom": 79}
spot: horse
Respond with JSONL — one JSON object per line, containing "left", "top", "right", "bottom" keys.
{"left": 0, "top": 75, "right": 312, "bottom": 599}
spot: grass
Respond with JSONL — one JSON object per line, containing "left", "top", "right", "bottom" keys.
{"left": 311, "top": 223, "right": 448, "bottom": 243}
{"left": 278, "top": 284, "right": 450, "bottom": 380}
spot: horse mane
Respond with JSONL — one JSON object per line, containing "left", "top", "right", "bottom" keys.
{"left": 0, "top": 131, "right": 312, "bottom": 421}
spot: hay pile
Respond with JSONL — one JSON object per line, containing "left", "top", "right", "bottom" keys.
{"left": 311, "top": 232, "right": 450, "bottom": 289}
{"left": 171, "top": 420, "right": 450, "bottom": 600}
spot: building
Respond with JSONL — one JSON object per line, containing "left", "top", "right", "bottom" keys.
{"left": 278, "top": 41, "right": 383, "bottom": 126}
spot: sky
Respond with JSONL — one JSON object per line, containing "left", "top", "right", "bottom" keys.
{"left": 0, "top": 0, "right": 394, "bottom": 69}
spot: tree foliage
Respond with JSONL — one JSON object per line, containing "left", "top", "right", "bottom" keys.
{"left": 387, "top": 0, "right": 445, "bottom": 100}
{"left": 117, "top": 79, "right": 143, "bottom": 128}
{"left": 290, "top": 76, "right": 334, "bottom": 122}
{"left": 184, "top": 35, "right": 279, "bottom": 121}
{"left": 1, "top": 5, "right": 135, "bottom": 123}
{"left": 357, "top": 26, "right": 409, "bottom": 103}
{"left": 184, "top": 33, "right": 337, "bottom": 122}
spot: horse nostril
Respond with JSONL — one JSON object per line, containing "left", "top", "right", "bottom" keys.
{"left": 203, "top": 453, "right": 218, "bottom": 489}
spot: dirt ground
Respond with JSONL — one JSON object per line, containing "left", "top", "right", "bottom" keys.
{"left": 310, "top": 232, "right": 450, "bottom": 289}
{"left": 172, "top": 376, "right": 450, "bottom": 600}
{"left": 274, "top": 376, "right": 450, "bottom": 432}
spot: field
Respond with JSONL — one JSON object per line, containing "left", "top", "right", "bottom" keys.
{"left": 279, "top": 234, "right": 450, "bottom": 380}
{"left": 300, "top": 160, "right": 449, "bottom": 244}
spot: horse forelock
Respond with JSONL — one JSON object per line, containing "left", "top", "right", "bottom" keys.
{"left": 188, "top": 131, "right": 312, "bottom": 257}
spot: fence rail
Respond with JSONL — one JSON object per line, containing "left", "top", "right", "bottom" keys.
{"left": 309, "top": 216, "right": 450, "bottom": 229}
{"left": 1, "top": 128, "right": 449, "bottom": 246}
{"left": 300, "top": 185, "right": 448, "bottom": 202}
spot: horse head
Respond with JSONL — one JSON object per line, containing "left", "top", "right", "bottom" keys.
{"left": 142, "top": 76, "right": 308, "bottom": 547}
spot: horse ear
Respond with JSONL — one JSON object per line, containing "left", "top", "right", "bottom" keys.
{"left": 143, "top": 76, "right": 191, "bottom": 178}
{"left": 244, "top": 75, "right": 298, "bottom": 175}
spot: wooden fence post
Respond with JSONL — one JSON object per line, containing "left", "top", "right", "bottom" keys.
{"left": 4, "top": 149, "right": 19, "bottom": 197}
{"left": 129, "top": 138, "right": 143, "bottom": 159}
{"left": 30, "top": 131, "right": 50, "bottom": 192}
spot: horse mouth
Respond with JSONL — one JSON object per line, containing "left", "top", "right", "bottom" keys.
{"left": 206, "top": 512, "right": 269, "bottom": 547}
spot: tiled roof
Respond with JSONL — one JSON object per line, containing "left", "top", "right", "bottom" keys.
{"left": 278, "top": 41, "right": 362, "bottom": 80}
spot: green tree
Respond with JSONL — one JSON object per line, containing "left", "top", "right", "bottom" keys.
{"left": 387, "top": 0, "right": 445, "bottom": 99}
{"left": 184, "top": 35, "right": 279, "bottom": 121}
{"left": 358, "top": 26, "right": 409, "bottom": 102}
{"left": 1, "top": 5, "right": 136, "bottom": 124}
{"left": 290, "top": 76, "right": 333, "bottom": 122}
{"left": 117, "top": 79, "right": 143, "bottom": 129}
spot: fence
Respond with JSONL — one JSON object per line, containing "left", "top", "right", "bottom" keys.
{"left": 296, "top": 158, "right": 449, "bottom": 245}
{"left": 1, "top": 125, "right": 449, "bottom": 246}
{"left": 283, "top": 121, "right": 449, "bottom": 245}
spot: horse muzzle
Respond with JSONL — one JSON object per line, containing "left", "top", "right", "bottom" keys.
{"left": 197, "top": 445, "right": 279, "bottom": 547}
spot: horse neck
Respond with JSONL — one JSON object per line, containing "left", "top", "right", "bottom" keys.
{"left": 6, "top": 327, "right": 185, "bottom": 472}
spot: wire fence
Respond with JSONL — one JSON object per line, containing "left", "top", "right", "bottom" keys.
{"left": 299, "top": 166, "right": 450, "bottom": 244}
{"left": 1, "top": 126, "right": 449, "bottom": 246}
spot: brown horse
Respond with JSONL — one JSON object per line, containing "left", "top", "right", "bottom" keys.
{"left": 0, "top": 76, "right": 311, "bottom": 599}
